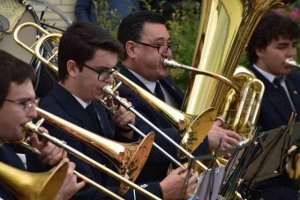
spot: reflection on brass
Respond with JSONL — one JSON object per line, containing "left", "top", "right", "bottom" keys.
{"left": 0, "top": 161, "right": 69, "bottom": 200}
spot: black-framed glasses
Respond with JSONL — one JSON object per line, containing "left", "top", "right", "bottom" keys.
{"left": 134, "top": 41, "right": 178, "bottom": 54}
{"left": 81, "top": 64, "right": 119, "bottom": 81}
{"left": 1, "top": 98, "right": 40, "bottom": 112}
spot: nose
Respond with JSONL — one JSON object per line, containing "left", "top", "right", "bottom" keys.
{"left": 287, "top": 46, "right": 297, "bottom": 58}
{"left": 161, "top": 48, "right": 173, "bottom": 58}
{"left": 26, "top": 106, "right": 38, "bottom": 119}
{"left": 104, "top": 74, "right": 114, "bottom": 84}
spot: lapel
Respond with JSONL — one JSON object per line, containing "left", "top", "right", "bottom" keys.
{"left": 50, "top": 84, "right": 110, "bottom": 137}
{"left": 92, "top": 101, "right": 114, "bottom": 138}
{"left": 0, "top": 145, "right": 26, "bottom": 170}
{"left": 248, "top": 65, "right": 292, "bottom": 122}
{"left": 160, "top": 76, "right": 184, "bottom": 108}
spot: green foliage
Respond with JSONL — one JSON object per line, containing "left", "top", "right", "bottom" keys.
{"left": 166, "top": 1, "right": 201, "bottom": 90}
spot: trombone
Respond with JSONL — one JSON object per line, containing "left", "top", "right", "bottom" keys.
{"left": 13, "top": 22, "right": 217, "bottom": 160}
{"left": 99, "top": 84, "right": 184, "bottom": 168}
{"left": 13, "top": 22, "right": 208, "bottom": 170}
{"left": 34, "top": 108, "right": 156, "bottom": 197}
{"left": 20, "top": 135, "right": 124, "bottom": 200}
{"left": 0, "top": 160, "right": 69, "bottom": 200}
{"left": 24, "top": 120, "right": 160, "bottom": 200}
{"left": 102, "top": 85, "right": 207, "bottom": 171}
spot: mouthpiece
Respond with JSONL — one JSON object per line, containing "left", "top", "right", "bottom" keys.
{"left": 285, "top": 58, "right": 300, "bottom": 68}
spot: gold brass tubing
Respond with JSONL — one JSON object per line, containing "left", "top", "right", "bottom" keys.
{"left": 20, "top": 141, "right": 125, "bottom": 200}
{"left": 24, "top": 122, "right": 160, "bottom": 200}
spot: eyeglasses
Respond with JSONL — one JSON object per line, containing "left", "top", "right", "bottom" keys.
{"left": 81, "top": 64, "right": 119, "bottom": 81}
{"left": 1, "top": 98, "right": 40, "bottom": 112}
{"left": 134, "top": 41, "right": 178, "bottom": 54}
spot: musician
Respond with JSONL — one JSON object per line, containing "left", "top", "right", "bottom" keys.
{"left": 0, "top": 49, "right": 84, "bottom": 200}
{"left": 39, "top": 21, "right": 197, "bottom": 199}
{"left": 116, "top": 10, "right": 241, "bottom": 186}
{"left": 246, "top": 11, "right": 300, "bottom": 200}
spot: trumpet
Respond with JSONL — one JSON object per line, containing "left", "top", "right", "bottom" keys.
{"left": 0, "top": 160, "right": 69, "bottom": 200}
{"left": 24, "top": 120, "right": 160, "bottom": 199}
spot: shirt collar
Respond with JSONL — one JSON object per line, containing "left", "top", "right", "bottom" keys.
{"left": 128, "top": 69, "right": 157, "bottom": 93}
{"left": 72, "top": 95, "right": 90, "bottom": 109}
{"left": 253, "top": 64, "right": 285, "bottom": 83}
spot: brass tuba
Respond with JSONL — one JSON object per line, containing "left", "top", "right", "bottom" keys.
{"left": 0, "top": 161, "right": 69, "bottom": 200}
{"left": 182, "top": 0, "right": 296, "bottom": 138}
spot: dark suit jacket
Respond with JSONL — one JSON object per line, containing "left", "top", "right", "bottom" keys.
{"left": 248, "top": 65, "right": 300, "bottom": 200}
{"left": 117, "top": 64, "right": 209, "bottom": 183}
{"left": 0, "top": 145, "right": 47, "bottom": 200}
{"left": 40, "top": 83, "right": 162, "bottom": 199}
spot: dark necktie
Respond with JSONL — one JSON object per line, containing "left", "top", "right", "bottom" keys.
{"left": 273, "top": 77, "right": 294, "bottom": 112}
{"left": 86, "top": 104, "right": 102, "bottom": 133}
{"left": 155, "top": 82, "right": 165, "bottom": 101}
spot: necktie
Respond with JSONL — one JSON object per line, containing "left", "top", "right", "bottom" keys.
{"left": 273, "top": 77, "right": 284, "bottom": 91}
{"left": 273, "top": 77, "right": 294, "bottom": 112}
{"left": 86, "top": 104, "right": 102, "bottom": 133}
{"left": 155, "top": 82, "right": 165, "bottom": 101}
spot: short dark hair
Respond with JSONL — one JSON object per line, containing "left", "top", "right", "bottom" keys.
{"left": 117, "top": 10, "right": 166, "bottom": 59}
{"left": 0, "top": 50, "right": 35, "bottom": 107}
{"left": 58, "top": 21, "right": 124, "bottom": 81}
{"left": 246, "top": 11, "right": 300, "bottom": 64}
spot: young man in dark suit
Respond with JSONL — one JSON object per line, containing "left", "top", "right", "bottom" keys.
{"left": 246, "top": 11, "right": 300, "bottom": 200}
{"left": 116, "top": 10, "right": 242, "bottom": 198}
{"left": 40, "top": 21, "right": 197, "bottom": 199}
{"left": 0, "top": 49, "right": 84, "bottom": 200}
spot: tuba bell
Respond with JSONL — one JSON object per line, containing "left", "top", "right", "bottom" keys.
{"left": 0, "top": 160, "right": 69, "bottom": 200}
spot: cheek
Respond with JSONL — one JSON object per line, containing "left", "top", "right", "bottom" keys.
{"left": 0, "top": 111, "right": 23, "bottom": 141}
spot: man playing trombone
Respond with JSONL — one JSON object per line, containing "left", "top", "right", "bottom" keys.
{"left": 116, "top": 10, "right": 241, "bottom": 195}
{"left": 39, "top": 21, "right": 198, "bottom": 199}
{"left": 0, "top": 49, "right": 84, "bottom": 199}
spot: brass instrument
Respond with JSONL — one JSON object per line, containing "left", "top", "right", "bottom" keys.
{"left": 25, "top": 120, "right": 160, "bottom": 199}
{"left": 164, "top": 59, "right": 265, "bottom": 139}
{"left": 99, "top": 84, "right": 184, "bottom": 168}
{"left": 182, "top": 0, "right": 295, "bottom": 139}
{"left": 113, "top": 71, "right": 217, "bottom": 159}
{"left": 34, "top": 108, "right": 155, "bottom": 196}
{"left": 13, "top": 22, "right": 161, "bottom": 198}
{"left": 182, "top": 0, "right": 294, "bottom": 199}
{"left": 21, "top": 138, "right": 125, "bottom": 200}
{"left": 102, "top": 85, "right": 208, "bottom": 171}
{"left": 0, "top": 160, "right": 69, "bottom": 200}
{"left": 13, "top": 22, "right": 212, "bottom": 167}
{"left": 13, "top": 22, "right": 60, "bottom": 72}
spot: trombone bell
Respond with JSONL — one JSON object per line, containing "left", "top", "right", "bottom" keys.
{"left": 0, "top": 161, "right": 69, "bottom": 200}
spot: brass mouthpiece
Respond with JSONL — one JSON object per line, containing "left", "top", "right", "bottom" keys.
{"left": 285, "top": 58, "right": 300, "bottom": 68}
